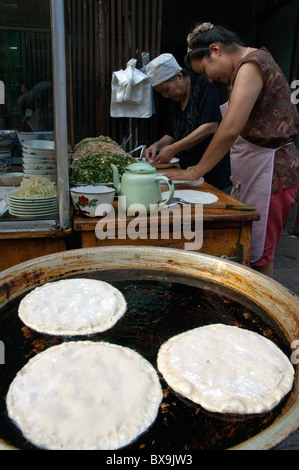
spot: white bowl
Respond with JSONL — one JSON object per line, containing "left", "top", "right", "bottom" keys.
{"left": 23, "top": 174, "right": 56, "bottom": 182}
{"left": 70, "top": 185, "right": 116, "bottom": 217}
{"left": 22, "top": 140, "right": 55, "bottom": 151}
{"left": 22, "top": 152, "right": 55, "bottom": 160}
{"left": 23, "top": 164, "right": 56, "bottom": 171}
{"left": 23, "top": 169, "right": 56, "bottom": 175}
{"left": 0, "top": 172, "right": 23, "bottom": 186}
{"left": 0, "top": 130, "right": 16, "bottom": 150}
{"left": 22, "top": 153, "right": 55, "bottom": 160}
{"left": 23, "top": 153, "right": 55, "bottom": 161}
{"left": 0, "top": 130, "right": 16, "bottom": 136}
{"left": 23, "top": 158, "right": 54, "bottom": 166}
{"left": 17, "top": 132, "right": 54, "bottom": 144}
{"left": 22, "top": 147, "right": 54, "bottom": 155}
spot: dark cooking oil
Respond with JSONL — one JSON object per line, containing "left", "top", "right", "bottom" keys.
{"left": 0, "top": 269, "right": 293, "bottom": 450}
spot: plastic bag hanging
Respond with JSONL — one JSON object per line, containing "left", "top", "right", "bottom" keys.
{"left": 110, "top": 58, "right": 153, "bottom": 118}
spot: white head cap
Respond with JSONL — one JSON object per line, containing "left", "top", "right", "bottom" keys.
{"left": 146, "top": 53, "right": 182, "bottom": 87}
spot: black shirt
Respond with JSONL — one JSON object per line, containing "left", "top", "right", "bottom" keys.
{"left": 164, "top": 72, "right": 231, "bottom": 190}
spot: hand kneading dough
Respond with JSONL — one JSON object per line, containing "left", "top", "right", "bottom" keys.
{"left": 157, "top": 324, "right": 294, "bottom": 414}
{"left": 18, "top": 278, "right": 127, "bottom": 335}
{"left": 6, "top": 341, "right": 163, "bottom": 450}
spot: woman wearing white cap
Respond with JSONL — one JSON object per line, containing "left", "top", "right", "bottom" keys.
{"left": 145, "top": 53, "right": 231, "bottom": 191}
{"left": 167, "top": 22, "right": 299, "bottom": 278}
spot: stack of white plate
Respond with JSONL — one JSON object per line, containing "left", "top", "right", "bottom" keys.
{"left": 22, "top": 140, "right": 56, "bottom": 182}
{"left": 7, "top": 194, "right": 58, "bottom": 219}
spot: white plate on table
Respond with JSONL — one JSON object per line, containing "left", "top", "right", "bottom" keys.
{"left": 163, "top": 189, "right": 218, "bottom": 204}
{"left": 152, "top": 158, "right": 180, "bottom": 169}
{"left": 142, "top": 157, "right": 180, "bottom": 169}
{"left": 160, "top": 175, "right": 204, "bottom": 187}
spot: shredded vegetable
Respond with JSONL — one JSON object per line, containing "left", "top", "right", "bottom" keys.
{"left": 13, "top": 176, "right": 57, "bottom": 199}
{"left": 72, "top": 136, "right": 130, "bottom": 160}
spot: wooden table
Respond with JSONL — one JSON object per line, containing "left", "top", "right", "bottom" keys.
{"left": 0, "top": 228, "right": 72, "bottom": 272}
{"left": 73, "top": 181, "right": 260, "bottom": 266}
{"left": 0, "top": 185, "right": 73, "bottom": 271}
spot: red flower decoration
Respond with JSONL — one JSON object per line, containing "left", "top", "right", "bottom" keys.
{"left": 78, "top": 195, "right": 89, "bottom": 206}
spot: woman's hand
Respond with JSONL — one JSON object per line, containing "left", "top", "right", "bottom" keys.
{"left": 151, "top": 145, "right": 176, "bottom": 164}
{"left": 144, "top": 144, "right": 158, "bottom": 162}
{"left": 145, "top": 135, "right": 175, "bottom": 163}
{"left": 166, "top": 166, "right": 200, "bottom": 181}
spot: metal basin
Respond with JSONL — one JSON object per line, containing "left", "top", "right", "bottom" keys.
{"left": 0, "top": 246, "right": 298, "bottom": 450}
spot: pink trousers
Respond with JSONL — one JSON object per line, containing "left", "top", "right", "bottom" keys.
{"left": 252, "top": 178, "right": 299, "bottom": 266}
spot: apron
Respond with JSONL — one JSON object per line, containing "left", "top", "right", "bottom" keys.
{"left": 221, "top": 102, "right": 293, "bottom": 264}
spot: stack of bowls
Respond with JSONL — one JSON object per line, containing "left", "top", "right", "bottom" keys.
{"left": 0, "top": 130, "right": 16, "bottom": 174}
{"left": 21, "top": 140, "right": 56, "bottom": 182}
{"left": 17, "top": 131, "right": 54, "bottom": 145}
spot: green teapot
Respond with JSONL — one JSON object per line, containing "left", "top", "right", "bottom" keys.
{"left": 111, "top": 161, "right": 174, "bottom": 212}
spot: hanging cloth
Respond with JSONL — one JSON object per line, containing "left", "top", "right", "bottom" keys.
{"left": 110, "top": 59, "right": 153, "bottom": 118}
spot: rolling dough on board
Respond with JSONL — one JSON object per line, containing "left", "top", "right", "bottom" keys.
{"left": 6, "top": 341, "right": 163, "bottom": 450}
{"left": 18, "top": 278, "right": 127, "bottom": 335}
{"left": 157, "top": 324, "right": 294, "bottom": 414}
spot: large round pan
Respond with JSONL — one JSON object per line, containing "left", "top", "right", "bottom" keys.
{"left": 0, "top": 246, "right": 298, "bottom": 450}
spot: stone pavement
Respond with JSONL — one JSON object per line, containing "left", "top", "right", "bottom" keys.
{"left": 274, "top": 235, "right": 299, "bottom": 297}
{"left": 271, "top": 234, "right": 299, "bottom": 450}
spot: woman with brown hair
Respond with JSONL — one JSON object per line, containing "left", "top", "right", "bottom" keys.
{"left": 167, "top": 22, "right": 299, "bottom": 278}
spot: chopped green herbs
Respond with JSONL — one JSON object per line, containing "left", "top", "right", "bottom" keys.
{"left": 70, "top": 154, "right": 135, "bottom": 184}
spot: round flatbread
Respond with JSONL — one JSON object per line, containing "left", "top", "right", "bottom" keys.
{"left": 163, "top": 189, "right": 218, "bottom": 204}
{"left": 157, "top": 324, "right": 294, "bottom": 414}
{"left": 18, "top": 278, "right": 127, "bottom": 335}
{"left": 6, "top": 341, "right": 163, "bottom": 450}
